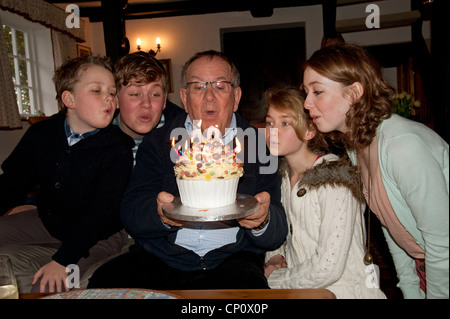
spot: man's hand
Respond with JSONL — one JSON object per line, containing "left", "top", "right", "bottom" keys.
{"left": 237, "top": 191, "right": 270, "bottom": 229}
{"left": 5, "top": 205, "right": 37, "bottom": 216}
{"left": 157, "top": 191, "right": 184, "bottom": 227}
{"left": 32, "top": 260, "right": 68, "bottom": 293}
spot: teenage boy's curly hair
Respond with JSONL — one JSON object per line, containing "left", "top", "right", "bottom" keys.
{"left": 114, "top": 51, "right": 169, "bottom": 93}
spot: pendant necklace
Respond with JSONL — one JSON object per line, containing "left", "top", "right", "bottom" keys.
{"left": 357, "top": 144, "right": 374, "bottom": 265}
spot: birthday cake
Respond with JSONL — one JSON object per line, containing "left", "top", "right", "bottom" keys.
{"left": 173, "top": 130, "right": 243, "bottom": 209}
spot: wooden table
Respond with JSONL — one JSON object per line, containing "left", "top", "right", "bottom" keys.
{"left": 166, "top": 289, "right": 335, "bottom": 299}
{"left": 20, "top": 288, "right": 335, "bottom": 299}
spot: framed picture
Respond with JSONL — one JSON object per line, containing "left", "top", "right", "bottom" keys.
{"left": 159, "top": 58, "right": 174, "bottom": 93}
{"left": 77, "top": 44, "right": 91, "bottom": 57}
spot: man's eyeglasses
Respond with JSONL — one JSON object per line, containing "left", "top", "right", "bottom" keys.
{"left": 185, "top": 81, "right": 234, "bottom": 94}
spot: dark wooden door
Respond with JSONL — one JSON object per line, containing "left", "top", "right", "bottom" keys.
{"left": 222, "top": 24, "right": 306, "bottom": 124}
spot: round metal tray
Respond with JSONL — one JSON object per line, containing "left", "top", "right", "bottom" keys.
{"left": 162, "top": 193, "right": 259, "bottom": 222}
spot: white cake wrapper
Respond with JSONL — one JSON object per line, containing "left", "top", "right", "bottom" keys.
{"left": 176, "top": 177, "right": 239, "bottom": 208}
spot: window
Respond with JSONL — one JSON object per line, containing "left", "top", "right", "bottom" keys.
{"left": 2, "top": 23, "right": 38, "bottom": 116}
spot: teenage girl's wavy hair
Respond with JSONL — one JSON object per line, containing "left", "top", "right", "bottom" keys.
{"left": 263, "top": 86, "right": 329, "bottom": 176}
{"left": 303, "top": 44, "right": 394, "bottom": 150}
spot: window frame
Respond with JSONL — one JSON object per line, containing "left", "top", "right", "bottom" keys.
{"left": 2, "top": 14, "right": 42, "bottom": 117}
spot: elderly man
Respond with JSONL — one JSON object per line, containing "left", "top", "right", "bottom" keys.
{"left": 88, "top": 50, "right": 287, "bottom": 289}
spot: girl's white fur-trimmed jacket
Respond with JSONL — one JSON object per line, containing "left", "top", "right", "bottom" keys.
{"left": 266, "top": 154, "right": 386, "bottom": 299}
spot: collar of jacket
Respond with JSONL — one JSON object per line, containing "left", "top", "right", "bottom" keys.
{"left": 299, "top": 157, "right": 364, "bottom": 202}
{"left": 47, "top": 112, "right": 134, "bottom": 150}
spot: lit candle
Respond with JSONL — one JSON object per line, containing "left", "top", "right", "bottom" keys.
{"left": 171, "top": 137, "right": 181, "bottom": 157}
{"left": 233, "top": 137, "right": 242, "bottom": 162}
{"left": 136, "top": 38, "right": 141, "bottom": 51}
{"left": 185, "top": 140, "right": 194, "bottom": 159}
{"left": 235, "top": 137, "right": 241, "bottom": 153}
{"left": 205, "top": 125, "right": 222, "bottom": 140}
{"left": 191, "top": 120, "right": 202, "bottom": 144}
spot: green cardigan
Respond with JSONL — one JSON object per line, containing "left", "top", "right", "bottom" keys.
{"left": 348, "top": 114, "right": 449, "bottom": 299}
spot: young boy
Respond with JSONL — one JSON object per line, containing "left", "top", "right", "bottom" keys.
{"left": 113, "top": 51, "right": 184, "bottom": 164}
{"left": 0, "top": 55, "right": 134, "bottom": 293}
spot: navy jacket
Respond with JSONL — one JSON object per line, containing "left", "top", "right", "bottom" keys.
{"left": 120, "top": 112, "right": 287, "bottom": 271}
{"left": 0, "top": 112, "right": 134, "bottom": 265}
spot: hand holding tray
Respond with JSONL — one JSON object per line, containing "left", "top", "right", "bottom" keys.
{"left": 162, "top": 193, "right": 259, "bottom": 222}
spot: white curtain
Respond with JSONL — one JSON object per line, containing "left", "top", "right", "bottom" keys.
{"left": 0, "top": 0, "right": 85, "bottom": 128}
{"left": 51, "top": 30, "right": 78, "bottom": 69}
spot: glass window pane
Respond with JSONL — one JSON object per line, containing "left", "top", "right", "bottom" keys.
{"left": 15, "top": 29, "right": 26, "bottom": 57}
{"left": 2, "top": 25, "right": 13, "bottom": 54}
{"left": 14, "top": 87, "right": 21, "bottom": 111}
{"left": 18, "top": 59, "right": 28, "bottom": 85}
{"left": 9, "top": 57, "right": 16, "bottom": 84}
{"left": 21, "top": 88, "right": 31, "bottom": 114}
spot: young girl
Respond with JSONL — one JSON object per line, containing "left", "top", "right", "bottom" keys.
{"left": 264, "top": 86, "right": 386, "bottom": 299}
{"left": 302, "top": 44, "right": 448, "bottom": 299}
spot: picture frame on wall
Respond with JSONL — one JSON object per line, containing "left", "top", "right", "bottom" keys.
{"left": 77, "top": 44, "right": 91, "bottom": 57}
{"left": 159, "top": 58, "right": 174, "bottom": 93}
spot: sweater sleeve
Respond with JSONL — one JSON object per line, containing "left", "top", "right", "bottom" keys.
{"left": 382, "top": 133, "right": 449, "bottom": 298}
{"left": 381, "top": 227, "right": 425, "bottom": 299}
{"left": 268, "top": 185, "right": 360, "bottom": 289}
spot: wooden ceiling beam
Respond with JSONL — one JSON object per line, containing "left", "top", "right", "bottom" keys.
{"left": 45, "top": 0, "right": 323, "bottom": 22}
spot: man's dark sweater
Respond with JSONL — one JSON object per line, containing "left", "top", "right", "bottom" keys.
{"left": 120, "top": 112, "right": 288, "bottom": 271}
{"left": 0, "top": 112, "right": 134, "bottom": 266}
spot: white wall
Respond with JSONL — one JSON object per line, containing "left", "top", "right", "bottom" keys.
{"left": 86, "top": 1, "right": 427, "bottom": 107}
{"left": 121, "top": 5, "right": 324, "bottom": 106}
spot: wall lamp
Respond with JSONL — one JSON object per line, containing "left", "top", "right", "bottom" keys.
{"left": 137, "top": 37, "right": 161, "bottom": 56}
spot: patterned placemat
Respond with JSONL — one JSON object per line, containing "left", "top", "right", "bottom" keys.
{"left": 41, "top": 288, "right": 180, "bottom": 299}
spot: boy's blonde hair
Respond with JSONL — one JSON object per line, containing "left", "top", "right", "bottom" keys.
{"left": 53, "top": 55, "right": 114, "bottom": 113}
{"left": 264, "top": 86, "right": 330, "bottom": 176}
{"left": 264, "top": 86, "right": 328, "bottom": 153}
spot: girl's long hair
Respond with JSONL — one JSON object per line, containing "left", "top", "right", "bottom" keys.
{"left": 263, "top": 86, "right": 329, "bottom": 176}
{"left": 303, "top": 44, "right": 394, "bottom": 150}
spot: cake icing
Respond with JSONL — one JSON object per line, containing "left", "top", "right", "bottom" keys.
{"left": 174, "top": 137, "right": 243, "bottom": 180}
{"left": 173, "top": 129, "right": 244, "bottom": 208}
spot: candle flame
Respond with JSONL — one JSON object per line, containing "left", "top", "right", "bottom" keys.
{"left": 235, "top": 138, "right": 241, "bottom": 154}
{"left": 171, "top": 137, "right": 175, "bottom": 147}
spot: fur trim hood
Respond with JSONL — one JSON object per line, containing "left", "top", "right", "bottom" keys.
{"left": 298, "top": 156, "right": 364, "bottom": 202}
